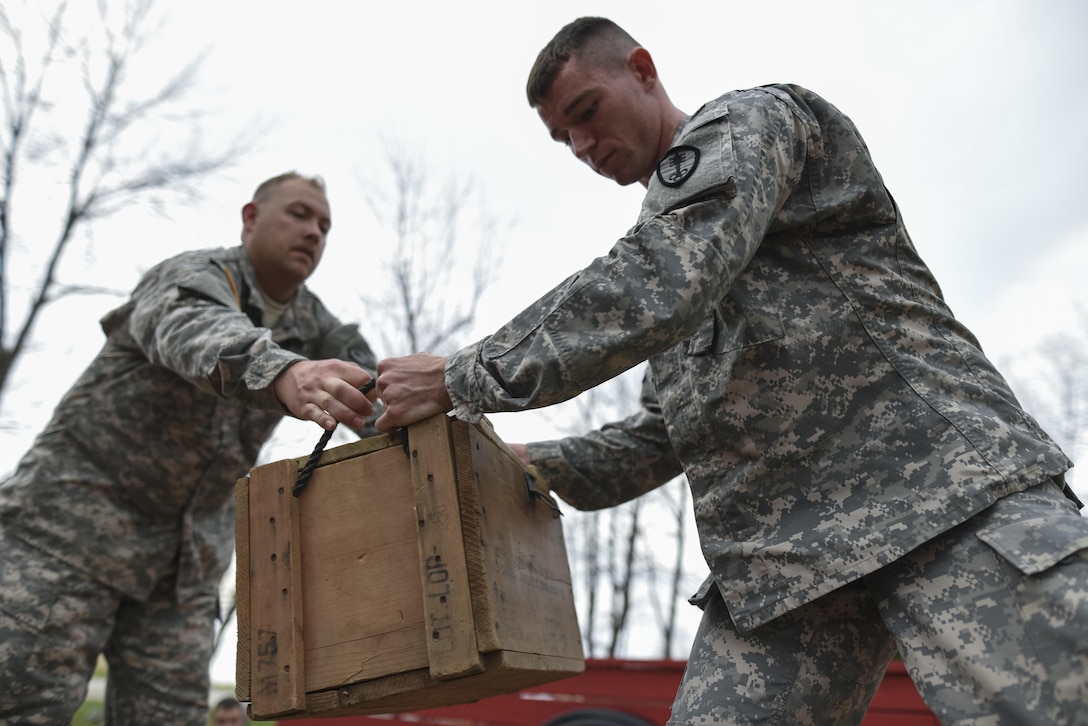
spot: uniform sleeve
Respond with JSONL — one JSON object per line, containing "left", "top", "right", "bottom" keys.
{"left": 526, "top": 370, "right": 683, "bottom": 510}
{"left": 122, "top": 256, "right": 304, "bottom": 409}
{"left": 446, "top": 89, "right": 812, "bottom": 421}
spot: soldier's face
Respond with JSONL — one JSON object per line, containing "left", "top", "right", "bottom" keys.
{"left": 536, "top": 52, "right": 663, "bottom": 187}
{"left": 213, "top": 706, "right": 246, "bottom": 726}
{"left": 243, "top": 178, "right": 330, "bottom": 299}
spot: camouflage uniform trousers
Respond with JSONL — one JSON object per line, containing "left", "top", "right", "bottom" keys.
{"left": 0, "top": 533, "right": 218, "bottom": 725}
{"left": 667, "top": 478, "right": 1088, "bottom": 725}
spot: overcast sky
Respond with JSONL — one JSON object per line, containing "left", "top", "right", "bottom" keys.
{"left": 3, "top": 0, "right": 1087, "bottom": 685}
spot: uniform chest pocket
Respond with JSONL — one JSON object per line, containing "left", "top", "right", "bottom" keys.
{"left": 686, "top": 280, "right": 784, "bottom": 356}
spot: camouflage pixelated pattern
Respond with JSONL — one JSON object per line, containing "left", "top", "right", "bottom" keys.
{"left": 0, "top": 245, "right": 377, "bottom": 602}
{"left": 877, "top": 480, "right": 1088, "bottom": 723}
{"left": 526, "top": 368, "right": 682, "bottom": 510}
{"left": 667, "top": 480, "right": 1088, "bottom": 724}
{"left": 447, "top": 84, "right": 1073, "bottom": 632}
{"left": 668, "top": 580, "right": 895, "bottom": 725}
{"left": 0, "top": 535, "right": 218, "bottom": 724}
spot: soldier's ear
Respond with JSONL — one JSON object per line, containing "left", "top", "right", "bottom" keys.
{"left": 628, "top": 47, "right": 658, "bottom": 89}
{"left": 241, "top": 201, "right": 259, "bottom": 232}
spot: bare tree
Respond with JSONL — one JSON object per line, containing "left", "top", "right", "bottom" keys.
{"left": 356, "top": 138, "right": 505, "bottom": 357}
{"left": 578, "top": 513, "right": 603, "bottom": 657}
{"left": 546, "top": 366, "right": 698, "bottom": 660}
{"left": 1003, "top": 306, "right": 1088, "bottom": 492}
{"left": 0, "top": 0, "right": 250, "bottom": 414}
{"left": 549, "top": 371, "right": 641, "bottom": 657}
{"left": 606, "top": 495, "right": 642, "bottom": 658}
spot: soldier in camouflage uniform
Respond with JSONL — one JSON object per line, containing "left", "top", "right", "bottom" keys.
{"left": 373, "top": 17, "right": 1088, "bottom": 726}
{"left": 0, "top": 172, "right": 379, "bottom": 725}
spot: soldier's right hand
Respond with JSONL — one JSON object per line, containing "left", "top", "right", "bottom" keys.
{"left": 274, "top": 359, "right": 374, "bottom": 431}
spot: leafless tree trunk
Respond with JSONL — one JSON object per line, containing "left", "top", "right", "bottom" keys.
{"left": 607, "top": 496, "right": 641, "bottom": 658}
{"left": 661, "top": 479, "right": 689, "bottom": 658}
{"left": 642, "top": 476, "right": 691, "bottom": 659}
{"left": 556, "top": 507, "right": 605, "bottom": 658}
{"left": 0, "top": 0, "right": 250, "bottom": 415}
{"left": 577, "top": 513, "right": 602, "bottom": 657}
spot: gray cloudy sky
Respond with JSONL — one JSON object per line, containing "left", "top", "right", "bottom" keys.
{"left": 3, "top": 0, "right": 1086, "bottom": 683}
{"left": 114, "top": 0, "right": 1088, "bottom": 472}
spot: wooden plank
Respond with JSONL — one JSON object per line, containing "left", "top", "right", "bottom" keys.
{"left": 234, "top": 474, "right": 252, "bottom": 702}
{"left": 313, "top": 650, "right": 584, "bottom": 717}
{"left": 289, "top": 431, "right": 398, "bottom": 470}
{"left": 464, "top": 421, "right": 583, "bottom": 662}
{"left": 246, "top": 459, "right": 306, "bottom": 718}
{"left": 448, "top": 419, "right": 491, "bottom": 667}
{"left": 297, "top": 445, "right": 430, "bottom": 691}
{"left": 408, "top": 415, "right": 483, "bottom": 680}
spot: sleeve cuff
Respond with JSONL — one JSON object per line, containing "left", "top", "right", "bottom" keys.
{"left": 445, "top": 344, "right": 485, "bottom": 423}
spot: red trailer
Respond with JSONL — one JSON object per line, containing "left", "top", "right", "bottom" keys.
{"left": 281, "top": 658, "right": 938, "bottom": 725}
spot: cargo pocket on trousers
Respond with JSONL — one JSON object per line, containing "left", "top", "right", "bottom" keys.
{"left": 977, "top": 514, "right": 1088, "bottom": 575}
{"left": 0, "top": 539, "right": 102, "bottom": 633}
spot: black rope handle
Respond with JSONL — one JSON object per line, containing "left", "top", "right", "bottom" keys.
{"left": 293, "top": 378, "right": 377, "bottom": 497}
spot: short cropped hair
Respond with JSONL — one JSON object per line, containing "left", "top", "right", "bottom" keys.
{"left": 215, "top": 696, "right": 243, "bottom": 711}
{"left": 526, "top": 17, "right": 641, "bottom": 107}
{"left": 251, "top": 171, "right": 326, "bottom": 204}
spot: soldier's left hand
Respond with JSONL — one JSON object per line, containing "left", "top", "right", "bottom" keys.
{"left": 374, "top": 353, "right": 453, "bottom": 432}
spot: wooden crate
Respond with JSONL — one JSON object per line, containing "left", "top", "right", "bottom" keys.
{"left": 235, "top": 414, "right": 585, "bottom": 721}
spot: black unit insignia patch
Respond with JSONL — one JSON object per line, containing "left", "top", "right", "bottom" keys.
{"left": 656, "top": 145, "right": 700, "bottom": 187}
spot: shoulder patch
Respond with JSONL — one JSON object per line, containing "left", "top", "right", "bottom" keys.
{"left": 656, "top": 145, "right": 700, "bottom": 187}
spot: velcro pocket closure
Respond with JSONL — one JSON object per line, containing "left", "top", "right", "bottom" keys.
{"left": 977, "top": 514, "right": 1088, "bottom": 575}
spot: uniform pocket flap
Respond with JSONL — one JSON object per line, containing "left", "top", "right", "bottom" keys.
{"left": 178, "top": 267, "right": 242, "bottom": 310}
{"left": 977, "top": 514, "right": 1088, "bottom": 575}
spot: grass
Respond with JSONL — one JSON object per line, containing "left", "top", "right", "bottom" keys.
{"left": 71, "top": 700, "right": 104, "bottom": 726}
{"left": 72, "top": 671, "right": 276, "bottom": 726}
{"left": 72, "top": 698, "right": 277, "bottom": 726}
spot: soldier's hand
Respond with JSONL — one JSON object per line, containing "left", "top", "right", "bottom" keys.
{"left": 508, "top": 443, "right": 530, "bottom": 466}
{"left": 274, "top": 359, "right": 375, "bottom": 430}
{"left": 374, "top": 353, "right": 453, "bottom": 432}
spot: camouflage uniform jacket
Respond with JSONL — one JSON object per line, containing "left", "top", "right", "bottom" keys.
{"left": 0, "top": 245, "right": 377, "bottom": 602}
{"left": 445, "top": 84, "right": 1074, "bottom": 632}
